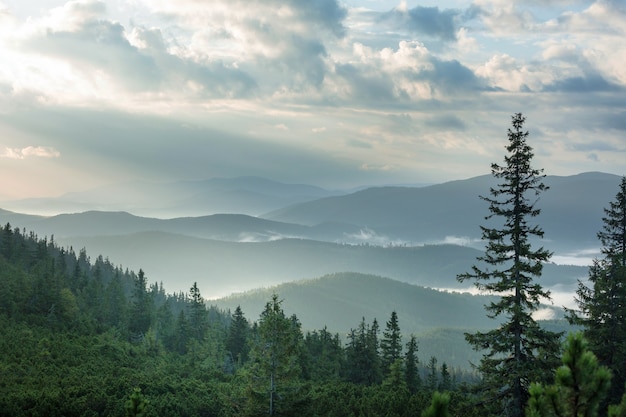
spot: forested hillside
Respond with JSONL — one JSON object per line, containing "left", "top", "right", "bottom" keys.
{"left": 0, "top": 222, "right": 488, "bottom": 416}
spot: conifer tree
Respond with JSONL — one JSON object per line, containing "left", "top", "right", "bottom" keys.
{"left": 405, "top": 334, "right": 421, "bottom": 393}
{"left": 457, "top": 113, "right": 561, "bottom": 417}
{"left": 188, "top": 282, "right": 208, "bottom": 341}
{"left": 570, "top": 177, "right": 626, "bottom": 404}
{"left": 128, "top": 269, "right": 153, "bottom": 339}
{"left": 226, "top": 305, "right": 250, "bottom": 366}
{"left": 246, "top": 294, "right": 303, "bottom": 416}
{"left": 381, "top": 311, "right": 402, "bottom": 376}
{"left": 427, "top": 356, "right": 439, "bottom": 392}
{"left": 526, "top": 332, "right": 612, "bottom": 417}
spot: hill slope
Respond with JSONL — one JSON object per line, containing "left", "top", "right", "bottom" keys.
{"left": 55, "top": 232, "right": 587, "bottom": 299}
{"left": 211, "top": 272, "right": 571, "bottom": 369}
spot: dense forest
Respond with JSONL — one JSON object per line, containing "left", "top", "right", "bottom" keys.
{"left": 1, "top": 114, "right": 625, "bottom": 417}
{"left": 0, "top": 221, "right": 485, "bottom": 416}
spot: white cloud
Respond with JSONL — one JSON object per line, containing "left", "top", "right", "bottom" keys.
{"left": 1, "top": 146, "right": 61, "bottom": 159}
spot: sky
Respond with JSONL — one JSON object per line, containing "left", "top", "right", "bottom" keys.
{"left": 0, "top": 0, "right": 624, "bottom": 200}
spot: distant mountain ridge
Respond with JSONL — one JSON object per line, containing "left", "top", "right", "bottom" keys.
{"left": 0, "top": 176, "right": 342, "bottom": 218}
{"left": 0, "top": 171, "right": 614, "bottom": 300}
{"left": 263, "top": 172, "right": 621, "bottom": 252}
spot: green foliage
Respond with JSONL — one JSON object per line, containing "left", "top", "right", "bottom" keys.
{"left": 381, "top": 310, "right": 403, "bottom": 376}
{"left": 345, "top": 317, "right": 382, "bottom": 385}
{"left": 609, "top": 391, "right": 626, "bottom": 417}
{"left": 0, "top": 216, "right": 620, "bottom": 417}
{"left": 125, "top": 388, "right": 149, "bottom": 417}
{"left": 526, "top": 332, "right": 612, "bottom": 417}
{"left": 422, "top": 391, "right": 451, "bottom": 417}
{"left": 458, "top": 113, "right": 562, "bottom": 417}
{"left": 405, "top": 334, "right": 421, "bottom": 393}
{"left": 226, "top": 305, "right": 250, "bottom": 368}
{"left": 245, "top": 294, "right": 304, "bottom": 416}
{"left": 570, "top": 177, "right": 626, "bottom": 405}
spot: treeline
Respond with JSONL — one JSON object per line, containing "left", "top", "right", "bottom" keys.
{"left": 0, "top": 222, "right": 482, "bottom": 416}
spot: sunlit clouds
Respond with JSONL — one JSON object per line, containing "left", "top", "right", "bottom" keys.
{"left": 0, "top": 0, "right": 623, "bottom": 199}
{"left": 1, "top": 146, "right": 60, "bottom": 159}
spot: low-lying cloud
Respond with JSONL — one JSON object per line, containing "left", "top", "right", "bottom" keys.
{"left": 1, "top": 146, "right": 61, "bottom": 159}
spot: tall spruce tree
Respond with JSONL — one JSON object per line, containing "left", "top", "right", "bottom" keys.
{"left": 457, "top": 113, "right": 561, "bottom": 417}
{"left": 570, "top": 176, "right": 626, "bottom": 404}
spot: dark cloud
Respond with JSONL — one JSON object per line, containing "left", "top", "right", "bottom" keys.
{"left": 379, "top": 6, "right": 460, "bottom": 41}
{"left": 335, "top": 63, "right": 399, "bottom": 102}
{"left": 602, "top": 112, "right": 626, "bottom": 131}
{"left": 289, "top": 0, "right": 347, "bottom": 37}
{"left": 542, "top": 74, "right": 621, "bottom": 93}
{"left": 419, "top": 59, "right": 490, "bottom": 93}
{"left": 426, "top": 114, "right": 466, "bottom": 130}
{"left": 569, "top": 140, "right": 624, "bottom": 153}
{"left": 266, "top": 35, "right": 328, "bottom": 89}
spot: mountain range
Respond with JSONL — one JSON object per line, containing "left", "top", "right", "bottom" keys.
{"left": 0, "top": 176, "right": 342, "bottom": 218}
{"left": 0, "top": 171, "right": 617, "bottom": 306}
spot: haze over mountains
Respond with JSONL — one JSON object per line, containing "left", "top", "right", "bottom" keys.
{"left": 0, "top": 176, "right": 342, "bottom": 218}
{"left": 0, "top": 171, "right": 619, "bottom": 303}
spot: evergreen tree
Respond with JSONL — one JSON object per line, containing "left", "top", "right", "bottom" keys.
{"left": 570, "top": 177, "right": 626, "bottom": 404}
{"left": 526, "top": 332, "right": 612, "bottom": 417}
{"left": 440, "top": 362, "right": 452, "bottom": 391}
{"left": 302, "top": 327, "right": 344, "bottom": 382}
{"left": 427, "top": 356, "right": 439, "bottom": 392}
{"left": 103, "top": 270, "right": 127, "bottom": 329}
{"left": 226, "top": 305, "right": 250, "bottom": 367}
{"left": 405, "top": 334, "right": 421, "bottom": 393}
{"left": 381, "top": 311, "right": 402, "bottom": 376}
{"left": 457, "top": 113, "right": 561, "bottom": 417}
{"left": 128, "top": 269, "right": 153, "bottom": 340}
{"left": 345, "top": 317, "right": 382, "bottom": 385}
{"left": 246, "top": 294, "right": 303, "bottom": 416}
{"left": 188, "top": 282, "right": 208, "bottom": 341}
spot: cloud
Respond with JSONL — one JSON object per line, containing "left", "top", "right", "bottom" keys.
{"left": 17, "top": 4, "right": 257, "bottom": 100}
{"left": 379, "top": 3, "right": 460, "bottom": 41}
{"left": 1, "top": 146, "right": 61, "bottom": 159}
{"left": 135, "top": 0, "right": 347, "bottom": 92}
{"left": 542, "top": 73, "right": 620, "bottom": 93}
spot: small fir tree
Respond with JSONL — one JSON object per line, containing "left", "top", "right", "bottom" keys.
{"left": 422, "top": 391, "right": 451, "bottom": 417}
{"left": 526, "top": 332, "right": 612, "bottom": 417}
